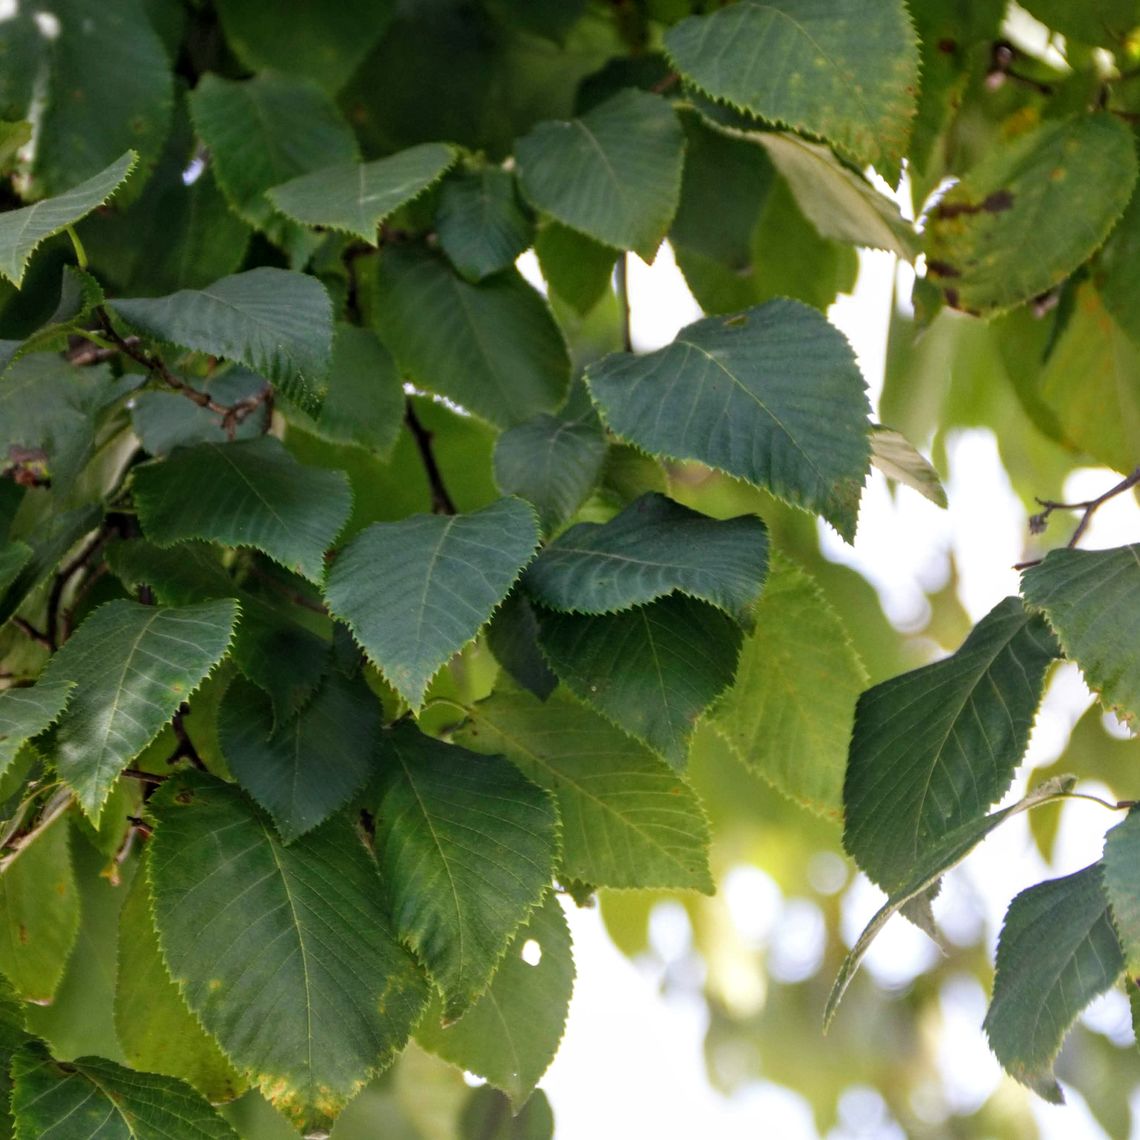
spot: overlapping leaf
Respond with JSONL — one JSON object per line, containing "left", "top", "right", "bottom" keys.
{"left": 533, "top": 221, "right": 618, "bottom": 315}
{"left": 984, "top": 864, "right": 1124, "bottom": 1102}
{"left": 1103, "top": 808, "right": 1140, "bottom": 974}
{"left": 0, "top": 151, "right": 135, "bottom": 286}
{"left": 456, "top": 689, "right": 713, "bottom": 891}
{"left": 585, "top": 300, "right": 871, "bottom": 541}
{"left": 416, "top": 894, "right": 574, "bottom": 1109}
{"left": 40, "top": 599, "right": 239, "bottom": 820}
{"left": 364, "top": 246, "right": 570, "bottom": 427}
{"left": 269, "top": 143, "right": 457, "bottom": 243}
{"left": 525, "top": 492, "right": 768, "bottom": 616}
{"left": 437, "top": 167, "right": 535, "bottom": 282}
{"left": 665, "top": 0, "right": 919, "bottom": 172}
{"left": 870, "top": 426, "right": 947, "bottom": 507}
{"left": 515, "top": 89, "right": 685, "bottom": 260}
{"left": 844, "top": 597, "right": 1059, "bottom": 893}
{"left": 147, "top": 773, "right": 429, "bottom": 1130}
{"left": 219, "top": 673, "right": 379, "bottom": 843}
{"left": 537, "top": 595, "right": 742, "bottom": 770}
{"left": 485, "top": 594, "right": 558, "bottom": 701}
{"left": 0, "top": 682, "right": 74, "bottom": 780}
{"left": 1021, "top": 545, "right": 1140, "bottom": 728}
{"left": 374, "top": 725, "right": 558, "bottom": 1022}
{"left": 110, "top": 269, "right": 334, "bottom": 411}
{"left": 325, "top": 497, "right": 540, "bottom": 708}
{"left": 133, "top": 437, "right": 351, "bottom": 583}
{"left": 925, "top": 114, "right": 1137, "bottom": 314}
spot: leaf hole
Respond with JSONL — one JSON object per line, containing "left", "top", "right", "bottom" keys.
{"left": 520, "top": 938, "right": 542, "bottom": 966}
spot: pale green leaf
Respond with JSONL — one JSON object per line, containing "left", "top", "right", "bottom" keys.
{"left": 111, "top": 269, "right": 334, "bottom": 411}
{"left": 456, "top": 688, "right": 713, "bottom": 892}
{"left": 219, "top": 673, "right": 379, "bottom": 843}
{"left": 133, "top": 437, "right": 352, "bottom": 583}
{"left": 711, "top": 557, "right": 865, "bottom": 817}
{"left": 870, "top": 426, "right": 947, "bottom": 507}
{"left": 524, "top": 492, "right": 768, "bottom": 615}
{"left": 665, "top": 0, "right": 919, "bottom": 172}
{"left": 984, "top": 864, "right": 1124, "bottom": 1103}
{"left": 11, "top": 1042, "right": 240, "bottom": 1139}
{"left": 40, "top": 599, "right": 240, "bottom": 820}
{"left": 269, "top": 143, "right": 457, "bottom": 244}
{"left": 364, "top": 246, "right": 571, "bottom": 427}
{"left": 116, "top": 863, "right": 246, "bottom": 1104}
{"left": 0, "top": 681, "right": 74, "bottom": 780}
{"left": 325, "top": 497, "right": 541, "bottom": 708}
{"left": 437, "top": 167, "right": 535, "bottom": 283}
{"left": 1103, "top": 808, "right": 1140, "bottom": 974}
{"left": 374, "top": 725, "right": 558, "bottom": 1022}
{"left": 515, "top": 89, "right": 685, "bottom": 260}
{"left": 416, "top": 894, "right": 573, "bottom": 1110}
{"left": 493, "top": 411, "right": 607, "bottom": 533}
{"left": 0, "top": 151, "right": 135, "bottom": 286}
{"left": 537, "top": 594, "right": 743, "bottom": 770}
{"left": 585, "top": 300, "right": 871, "bottom": 541}
{"left": 0, "top": 121, "right": 31, "bottom": 177}
{"left": 926, "top": 114, "right": 1137, "bottom": 315}
{"left": 147, "top": 772, "right": 429, "bottom": 1131}
{"left": 0, "top": 808, "right": 78, "bottom": 1004}
{"left": 1021, "top": 544, "right": 1140, "bottom": 728}
{"left": 1018, "top": 0, "right": 1140, "bottom": 45}
{"left": 844, "top": 597, "right": 1059, "bottom": 893}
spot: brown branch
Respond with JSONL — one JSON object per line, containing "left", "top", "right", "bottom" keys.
{"left": 122, "top": 768, "right": 168, "bottom": 784}
{"left": 46, "top": 524, "right": 112, "bottom": 650}
{"left": 11, "top": 617, "right": 51, "bottom": 649}
{"left": 168, "top": 705, "right": 206, "bottom": 770}
{"left": 405, "top": 400, "right": 457, "bottom": 515}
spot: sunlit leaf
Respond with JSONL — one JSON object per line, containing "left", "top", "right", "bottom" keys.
{"left": 870, "top": 426, "right": 947, "bottom": 507}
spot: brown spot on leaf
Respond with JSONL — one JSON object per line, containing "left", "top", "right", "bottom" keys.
{"left": 983, "top": 189, "right": 1014, "bottom": 212}
{"left": 174, "top": 789, "right": 194, "bottom": 805}
{"left": 17, "top": 923, "right": 27, "bottom": 944}
{"left": 938, "top": 37, "right": 957, "bottom": 53}
{"left": 926, "top": 259, "right": 961, "bottom": 279}
{"left": 936, "top": 189, "right": 1014, "bottom": 220}
{"left": 944, "top": 287, "right": 960, "bottom": 309}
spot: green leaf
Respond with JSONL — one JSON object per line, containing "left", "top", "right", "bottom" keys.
{"left": 1103, "top": 808, "right": 1140, "bottom": 975}
{"left": 537, "top": 594, "right": 743, "bottom": 770}
{"left": 585, "top": 300, "right": 871, "bottom": 541}
{"left": 5, "top": 266, "right": 105, "bottom": 367}
{"left": 219, "top": 673, "right": 379, "bottom": 843}
{"left": 843, "top": 597, "right": 1059, "bottom": 893}
{"left": 0, "top": 808, "right": 78, "bottom": 1004}
{"left": 110, "top": 269, "right": 334, "bottom": 411}
{"left": 0, "top": 121, "right": 31, "bottom": 177}
{"left": 40, "top": 599, "right": 240, "bottom": 820}
{"left": 711, "top": 556, "right": 865, "bottom": 817}
{"left": 533, "top": 221, "right": 618, "bottom": 316}
{"left": 926, "top": 114, "right": 1137, "bottom": 315}
{"left": 133, "top": 437, "right": 352, "bottom": 583}
{"left": 984, "top": 864, "right": 1124, "bottom": 1103}
{"left": 214, "top": 0, "right": 395, "bottom": 92}
{"left": 456, "top": 688, "right": 713, "bottom": 892}
{"left": 0, "top": 682, "right": 74, "bottom": 781}
{"left": 0, "top": 543, "right": 30, "bottom": 599}
{"left": 106, "top": 539, "right": 235, "bottom": 608}
{"left": 437, "top": 167, "right": 535, "bottom": 283}
{"left": 749, "top": 131, "right": 919, "bottom": 260}
{"left": 10, "top": 1042, "right": 240, "bottom": 1139}
{"left": 460, "top": 1085, "right": 554, "bottom": 1140}
{"left": 665, "top": 0, "right": 919, "bottom": 173}
{"left": 147, "top": 772, "right": 429, "bottom": 1131}
{"left": 826, "top": 776, "right": 1078, "bottom": 1030}
{"left": 269, "top": 143, "right": 457, "bottom": 244}
{"left": 188, "top": 73, "right": 359, "bottom": 237}
{"left": 1021, "top": 544, "right": 1140, "bottom": 728}
{"left": 1018, "top": 0, "right": 1140, "bottom": 45}
{"left": 416, "top": 894, "right": 573, "bottom": 1110}
{"left": 116, "top": 862, "right": 246, "bottom": 1104}
{"left": 515, "top": 89, "right": 684, "bottom": 261}
{"left": 485, "top": 593, "right": 558, "bottom": 701}
{"left": 870, "top": 426, "right": 947, "bottom": 507}
{"left": 364, "top": 246, "right": 571, "bottom": 428}
{"left": 0, "top": 151, "right": 136, "bottom": 287}
{"left": 325, "top": 497, "right": 541, "bottom": 708}
{"left": 493, "top": 410, "right": 607, "bottom": 533}
{"left": 524, "top": 492, "right": 768, "bottom": 616}
{"left": 374, "top": 724, "right": 559, "bottom": 1022}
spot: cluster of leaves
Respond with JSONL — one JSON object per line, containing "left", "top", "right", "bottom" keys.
{"left": 0, "top": 0, "right": 1138, "bottom": 1136}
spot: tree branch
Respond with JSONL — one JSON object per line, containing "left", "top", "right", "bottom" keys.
{"left": 405, "top": 400, "right": 457, "bottom": 515}
{"left": 1029, "top": 466, "right": 1140, "bottom": 546}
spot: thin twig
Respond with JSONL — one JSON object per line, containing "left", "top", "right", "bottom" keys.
{"left": 11, "top": 617, "right": 52, "bottom": 649}
{"left": 168, "top": 705, "right": 206, "bottom": 770}
{"left": 405, "top": 400, "right": 457, "bottom": 515}
{"left": 45, "top": 524, "right": 112, "bottom": 650}
{"left": 0, "top": 791, "right": 72, "bottom": 873}
{"left": 122, "top": 768, "right": 168, "bottom": 784}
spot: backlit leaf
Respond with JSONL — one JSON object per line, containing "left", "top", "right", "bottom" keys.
{"left": 870, "top": 426, "right": 947, "bottom": 507}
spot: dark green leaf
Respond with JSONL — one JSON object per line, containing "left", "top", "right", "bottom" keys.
{"left": 40, "top": 599, "right": 239, "bottom": 820}
{"left": 533, "top": 221, "right": 618, "bottom": 315}
{"left": 325, "top": 497, "right": 540, "bottom": 708}
{"left": 147, "top": 772, "right": 429, "bottom": 1131}
{"left": 537, "top": 594, "right": 743, "bottom": 769}
{"left": 364, "top": 246, "right": 571, "bottom": 427}
{"left": 457, "top": 688, "right": 713, "bottom": 892}
{"left": 485, "top": 593, "right": 558, "bottom": 701}
{"left": 984, "top": 864, "right": 1124, "bottom": 1103}
{"left": 128, "top": 372, "right": 268, "bottom": 456}
{"left": 416, "top": 894, "right": 573, "bottom": 1109}
{"left": 515, "top": 89, "right": 684, "bottom": 260}
{"left": 1103, "top": 808, "right": 1140, "bottom": 974}
{"left": 585, "top": 300, "right": 871, "bottom": 541}
{"left": 437, "top": 167, "right": 535, "bottom": 283}
{"left": 0, "top": 543, "right": 28, "bottom": 599}
{"left": 460, "top": 1085, "right": 554, "bottom": 1140}
{"left": 844, "top": 597, "right": 1059, "bottom": 893}
{"left": 1021, "top": 544, "right": 1140, "bottom": 729}
{"left": 105, "top": 539, "right": 234, "bottom": 607}
{"left": 525, "top": 492, "right": 768, "bottom": 615}
{"left": 133, "top": 437, "right": 351, "bottom": 583}
{"left": 5, "top": 267, "right": 105, "bottom": 366}
{"left": 374, "top": 725, "right": 558, "bottom": 1022}
{"left": 0, "top": 681, "right": 74, "bottom": 780}
{"left": 219, "top": 673, "right": 379, "bottom": 843}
